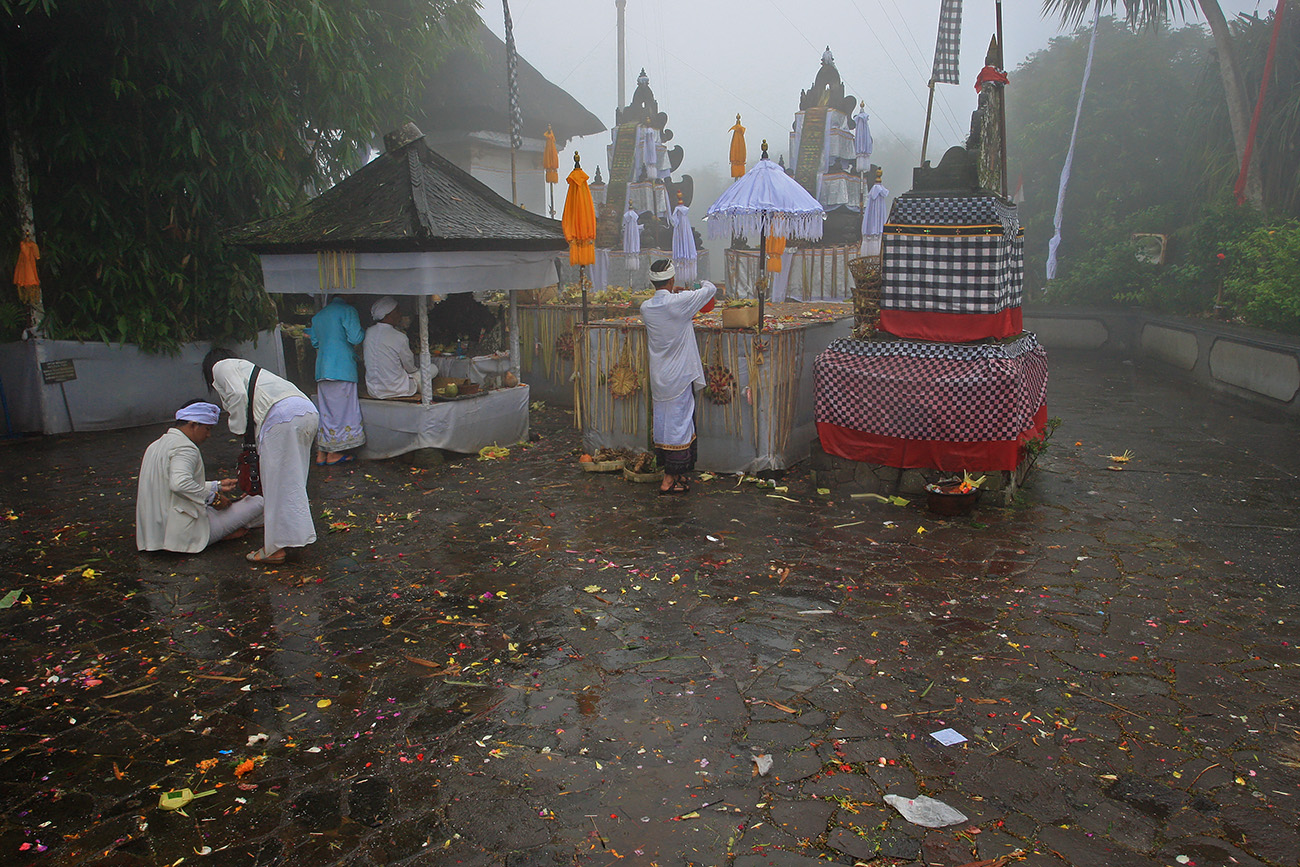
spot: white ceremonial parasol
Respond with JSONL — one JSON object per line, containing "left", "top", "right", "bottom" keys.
{"left": 705, "top": 140, "right": 824, "bottom": 330}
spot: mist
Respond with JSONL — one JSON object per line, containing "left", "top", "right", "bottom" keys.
{"left": 486, "top": 0, "right": 1268, "bottom": 269}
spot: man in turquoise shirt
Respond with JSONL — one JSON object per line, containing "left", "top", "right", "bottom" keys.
{"left": 307, "top": 295, "right": 366, "bottom": 465}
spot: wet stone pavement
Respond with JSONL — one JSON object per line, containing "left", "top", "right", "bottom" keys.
{"left": 1, "top": 351, "right": 1299, "bottom": 867}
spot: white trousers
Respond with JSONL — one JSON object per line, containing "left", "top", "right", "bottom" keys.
{"left": 205, "top": 495, "right": 265, "bottom": 546}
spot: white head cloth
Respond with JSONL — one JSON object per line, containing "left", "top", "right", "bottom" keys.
{"left": 649, "top": 261, "right": 675, "bottom": 284}
{"left": 176, "top": 402, "right": 220, "bottom": 425}
{"left": 371, "top": 296, "right": 398, "bottom": 321}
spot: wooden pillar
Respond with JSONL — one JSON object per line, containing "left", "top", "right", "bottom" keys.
{"left": 418, "top": 294, "right": 433, "bottom": 405}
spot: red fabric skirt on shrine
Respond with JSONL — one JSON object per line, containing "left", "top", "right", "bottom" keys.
{"left": 813, "top": 334, "right": 1049, "bottom": 472}
{"left": 878, "top": 306, "right": 1023, "bottom": 342}
{"left": 818, "top": 405, "right": 1048, "bottom": 472}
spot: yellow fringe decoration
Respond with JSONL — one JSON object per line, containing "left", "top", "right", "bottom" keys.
{"left": 316, "top": 250, "right": 357, "bottom": 291}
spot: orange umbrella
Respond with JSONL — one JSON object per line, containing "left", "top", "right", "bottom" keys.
{"left": 728, "top": 114, "right": 747, "bottom": 178}
{"left": 13, "top": 236, "right": 39, "bottom": 305}
{"left": 765, "top": 235, "right": 786, "bottom": 273}
{"left": 562, "top": 153, "right": 596, "bottom": 266}
{"left": 543, "top": 125, "right": 559, "bottom": 184}
{"left": 543, "top": 125, "right": 560, "bottom": 217}
{"left": 562, "top": 153, "right": 597, "bottom": 322}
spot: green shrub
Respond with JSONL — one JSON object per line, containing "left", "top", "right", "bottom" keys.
{"left": 1222, "top": 223, "right": 1300, "bottom": 334}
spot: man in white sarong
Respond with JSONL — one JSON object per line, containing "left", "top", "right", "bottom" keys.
{"left": 364, "top": 296, "right": 429, "bottom": 399}
{"left": 204, "top": 349, "right": 319, "bottom": 565}
{"left": 136, "top": 402, "right": 265, "bottom": 553}
{"left": 639, "top": 259, "right": 716, "bottom": 495}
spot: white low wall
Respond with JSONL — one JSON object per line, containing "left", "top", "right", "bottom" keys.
{"left": 0, "top": 330, "right": 285, "bottom": 435}
{"left": 1024, "top": 307, "right": 1300, "bottom": 414}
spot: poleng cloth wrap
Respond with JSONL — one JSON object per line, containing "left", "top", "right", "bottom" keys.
{"left": 881, "top": 194, "right": 1024, "bottom": 341}
{"left": 813, "top": 334, "right": 1047, "bottom": 444}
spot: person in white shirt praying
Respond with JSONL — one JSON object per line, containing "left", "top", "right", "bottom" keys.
{"left": 363, "top": 296, "right": 432, "bottom": 400}
{"left": 638, "top": 259, "right": 716, "bottom": 495}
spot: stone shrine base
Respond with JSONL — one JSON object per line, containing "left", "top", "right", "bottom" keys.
{"left": 807, "top": 440, "right": 1035, "bottom": 505}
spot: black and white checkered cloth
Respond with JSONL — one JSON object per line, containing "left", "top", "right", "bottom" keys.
{"left": 825, "top": 332, "right": 1041, "bottom": 361}
{"left": 881, "top": 195, "right": 1024, "bottom": 315}
{"left": 931, "top": 0, "right": 963, "bottom": 86}
{"left": 503, "top": 0, "right": 524, "bottom": 151}
{"left": 889, "top": 195, "right": 1019, "bottom": 236}
{"left": 814, "top": 334, "right": 1048, "bottom": 442}
{"left": 882, "top": 230, "right": 1024, "bottom": 314}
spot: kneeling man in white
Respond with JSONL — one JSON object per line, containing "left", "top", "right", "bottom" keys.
{"left": 136, "top": 402, "right": 265, "bottom": 553}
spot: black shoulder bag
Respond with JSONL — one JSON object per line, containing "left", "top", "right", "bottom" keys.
{"left": 235, "top": 365, "right": 263, "bottom": 496}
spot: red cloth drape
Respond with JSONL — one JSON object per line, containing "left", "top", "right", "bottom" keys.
{"left": 878, "top": 307, "right": 1023, "bottom": 342}
{"left": 974, "top": 66, "right": 1009, "bottom": 92}
{"left": 817, "top": 405, "right": 1048, "bottom": 472}
{"left": 1235, "top": 0, "right": 1286, "bottom": 205}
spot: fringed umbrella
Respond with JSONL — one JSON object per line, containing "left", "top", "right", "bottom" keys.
{"left": 543, "top": 125, "right": 560, "bottom": 217}
{"left": 728, "top": 114, "right": 747, "bottom": 179}
{"left": 706, "top": 140, "right": 824, "bottom": 330}
{"left": 670, "top": 191, "right": 698, "bottom": 284}
{"left": 562, "top": 152, "right": 596, "bottom": 322}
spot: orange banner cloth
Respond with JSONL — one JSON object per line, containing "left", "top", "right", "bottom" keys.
{"left": 13, "top": 238, "right": 40, "bottom": 304}
{"left": 765, "top": 236, "right": 786, "bottom": 273}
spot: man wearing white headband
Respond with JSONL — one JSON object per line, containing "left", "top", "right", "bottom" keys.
{"left": 136, "top": 401, "right": 265, "bottom": 553}
{"left": 364, "top": 295, "right": 427, "bottom": 399}
{"left": 639, "top": 258, "right": 716, "bottom": 495}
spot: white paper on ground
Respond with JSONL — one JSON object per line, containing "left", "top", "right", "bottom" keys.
{"left": 884, "top": 793, "right": 968, "bottom": 828}
{"left": 930, "top": 727, "right": 967, "bottom": 746}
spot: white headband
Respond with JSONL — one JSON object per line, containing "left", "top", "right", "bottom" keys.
{"left": 176, "top": 402, "right": 220, "bottom": 425}
{"left": 649, "top": 262, "right": 675, "bottom": 283}
{"left": 371, "top": 296, "right": 398, "bottom": 321}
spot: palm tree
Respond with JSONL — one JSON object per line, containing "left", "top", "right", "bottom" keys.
{"left": 1042, "top": 0, "right": 1263, "bottom": 209}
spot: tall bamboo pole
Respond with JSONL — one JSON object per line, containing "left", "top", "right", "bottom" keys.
{"left": 996, "top": 0, "right": 1008, "bottom": 198}
{"left": 920, "top": 79, "right": 937, "bottom": 165}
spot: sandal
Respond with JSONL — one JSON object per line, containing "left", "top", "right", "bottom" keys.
{"left": 324, "top": 454, "right": 355, "bottom": 466}
{"left": 657, "top": 480, "right": 690, "bottom": 496}
{"left": 246, "top": 547, "right": 286, "bottom": 564}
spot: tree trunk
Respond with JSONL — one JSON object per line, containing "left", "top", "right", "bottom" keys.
{"left": 1199, "top": 0, "right": 1264, "bottom": 209}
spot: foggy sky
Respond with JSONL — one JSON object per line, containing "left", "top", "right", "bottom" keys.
{"left": 485, "top": 0, "right": 1266, "bottom": 261}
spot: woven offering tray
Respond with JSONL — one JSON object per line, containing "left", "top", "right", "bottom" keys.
{"left": 581, "top": 460, "right": 625, "bottom": 472}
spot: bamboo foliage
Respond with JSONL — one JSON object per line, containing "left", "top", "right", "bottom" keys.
{"left": 0, "top": 0, "right": 480, "bottom": 351}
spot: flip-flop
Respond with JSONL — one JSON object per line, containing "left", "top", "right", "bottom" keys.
{"left": 246, "top": 548, "right": 286, "bottom": 564}
{"left": 324, "top": 454, "right": 355, "bottom": 466}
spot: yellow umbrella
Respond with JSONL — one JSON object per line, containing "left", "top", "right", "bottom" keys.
{"left": 543, "top": 124, "right": 560, "bottom": 217}
{"left": 728, "top": 114, "right": 747, "bottom": 179}
{"left": 562, "top": 152, "right": 597, "bottom": 321}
